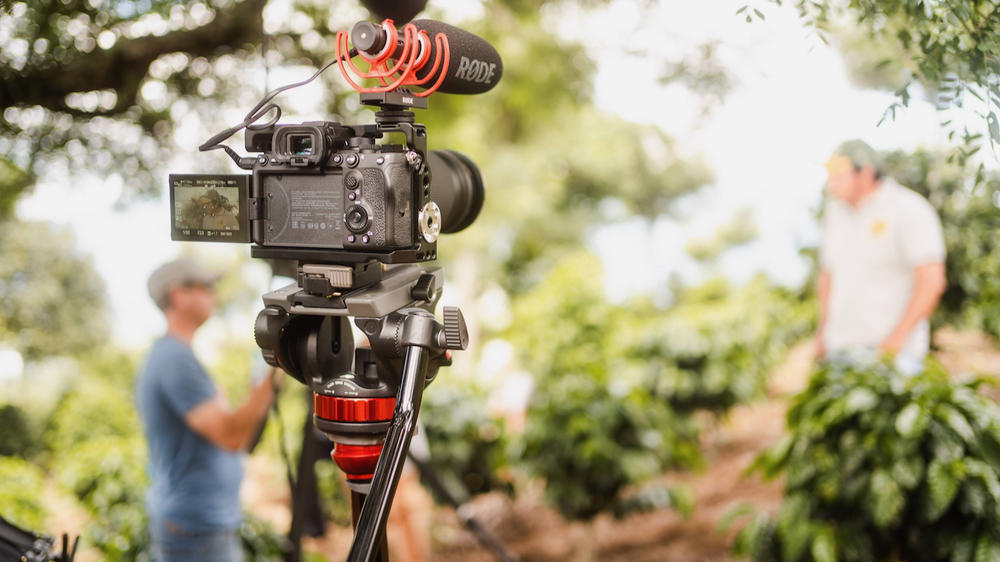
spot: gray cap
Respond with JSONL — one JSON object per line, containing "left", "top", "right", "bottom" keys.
{"left": 147, "top": 257, "right": 222, "bottom": 310}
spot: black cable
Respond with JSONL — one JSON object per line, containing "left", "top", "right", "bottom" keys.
{"left": 199, "top": 49, "right": 358, "bottom": 155}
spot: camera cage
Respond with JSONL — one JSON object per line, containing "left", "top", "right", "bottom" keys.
{"left": 247, "top": 92, "right": 437, "bottom": 266}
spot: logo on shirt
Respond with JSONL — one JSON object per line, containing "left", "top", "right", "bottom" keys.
{"left": 871, "top": 219, "right": 887, "bottom": 238}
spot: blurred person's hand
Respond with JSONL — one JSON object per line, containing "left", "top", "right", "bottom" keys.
{"left": 250, "top": 354, "right": 283, "bottom": 390}
{"left": 879, "top": 331, "right": 907, "bottom": 355}
{"left": 813, "top": 333, "right": 826, "bottom": 360}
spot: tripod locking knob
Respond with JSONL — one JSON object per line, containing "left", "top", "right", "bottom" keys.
{"left": 440, "top": 306, "right": 469, "bottom": 350}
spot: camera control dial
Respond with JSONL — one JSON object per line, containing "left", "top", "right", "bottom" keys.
{"left": 345, "top": 205, "right": 370, "bottom": 233}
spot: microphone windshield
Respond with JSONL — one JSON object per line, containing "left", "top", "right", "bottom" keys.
{"left": 411, "top": 20, "right": 503, "bottom": 95}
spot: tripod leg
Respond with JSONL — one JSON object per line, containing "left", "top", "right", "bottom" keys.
{"left": 348, "top": 345, "right": 429, "bottom": 562}
{"left": 350, "top": 492, "right": 389, "bottom": 562}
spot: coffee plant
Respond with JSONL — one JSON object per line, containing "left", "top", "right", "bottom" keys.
{"left": 728, "top": 361, "right": 1000, "bottom": 561}
{"left": 420, "top": 381, "right": 514, "bottom": 502}
{"left": 511, "top": 253, "right": 809, "bottom": 520}
{"left": 629, "top": 276, "right": 813, "bottom": 413}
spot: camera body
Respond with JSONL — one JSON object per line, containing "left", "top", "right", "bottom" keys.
{"left": 253, "top": 121, "right": 424, "bottom": 253}
{"left": 170, "top": 113, "right": 444, "bottom": 265}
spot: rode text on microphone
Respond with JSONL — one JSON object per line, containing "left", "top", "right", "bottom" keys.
{"left": 167, "top": 17, "right": 500, "bottom": 562}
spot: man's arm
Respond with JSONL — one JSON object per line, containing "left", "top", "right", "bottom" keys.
{"left": 879, "top": 262, "right": 947, "bottom": 354}
{"left": 814, "top": 269, "right": 831, "bottom": 358}
{"left": 186, "top": 369, "right": 278, "bottom": 452}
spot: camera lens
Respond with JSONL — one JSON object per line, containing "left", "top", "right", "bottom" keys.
{"left": 345, "top": 205, "right": 369, "bottom": 233}
{"left": 427, "top": 150, "right": 485, "bottom": 233}
{"left": 289, "top": 134, "right": 314, "bottom": 156}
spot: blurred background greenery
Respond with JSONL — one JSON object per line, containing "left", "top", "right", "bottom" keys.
{"left": 1, "top": 0, "right": 999, "bottom": 560}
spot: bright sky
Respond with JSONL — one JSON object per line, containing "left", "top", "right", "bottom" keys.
{"left": 13, "top": 0, "right": 985, "bottom": 356}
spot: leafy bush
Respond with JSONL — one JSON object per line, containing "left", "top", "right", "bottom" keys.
{"left": 55, "top": 437, "right": 151, "bottom": 561}
{"left": 421, "top": 381, "right": 513, "bottom": 502}
{"left": 314, "top": 460, "right": 353, "bottom": 527}
{"left": 511, "top": 253, "right": 702, "bottom": 520}
{"left": 520, "top": 359, "right": 702, "bottom": 520}
{"left": 509, "top": 254, "right": 811, "bottom": 521}
{"left": 0, "top": 403, "right": 40, "bottom": 458}
{"left": 630, "top": 277, "right": 813, "bottom": 413}
{"left": 730, "top": 361, "right": 1000, "bottom": 561}
{"left": 0, "top": 456, "right": 47, "bottom": 530}
{"left": 42, "top": 377, "right": 141, "bottom": 453}
{"left": 0, "top": 220, "right": 109, "bottom": 361}
{"left": 240, "top": 512, "right": 290, "bottom": 562}
{"left": 56, "top": 437, "right": 290, "bottom": 561}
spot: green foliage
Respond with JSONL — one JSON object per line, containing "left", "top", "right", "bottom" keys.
{"left": 511, "top": 253, "right": 813, "bottom": 521}
{"left": 778, "top": 0, "right": 1000, "bottom": 153}
{"left": 512, "top": 253, "right": 703, "bottom": 520}
{"left": 240, "top": 512, "right": 290, "bottom": 562}
{"left": 42, "top": 374, "right": 141, "bottom": 454}
{"left": 314, "top": 461, "right": 353, "bottom": 527}
{"left": 55, "top": 436, "right": 289, "bottom": 561}
{"left": 630, "top": 276, "right": 813, "bottom": 413}
{"left": 0, "top": 220, "right": 108, "bottom": 361}
{"left": 0, "top": 157, "right": 31, "bottom": 218}
{"left": 421, "top": 381, "right": 513, "bottom": 502}
{"left": 520, "top": 360, "right": 702, "bottom": 521}
{"left": 55, "top": 437, "right": 151, "bottom": 561}
{"left": 0, "top": 403, "right": 40, "bottom": 457}
{"left": 0, "top": 0, "right": 300, "bottom": 199}
{"left": 685, "top": 208, "right": 759, "bottom": 263}
{"left": 880, "top": 148, "right": 1000, "bottom": 339}
{"left": 0, "top": 456, "right": 47, "bottom": 530}
{"left": 731, "top": 361, "right": 1000, "bottom": 561}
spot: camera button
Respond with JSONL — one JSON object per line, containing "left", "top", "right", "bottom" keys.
{"left": 348, "top": 192, "right": 356, "bottom": 201}
{"left": 362, "top": 235, "right": 370, "bottom": 244}
{"left": 347, "top": 235, "right": 356, "bottom": 243}
{"left": 376, "top": 156, "right": 385, "bottom": 165}
{"left": 345, "top": 154, "right": 359, "bottom": 167}
{"left": 332, "top": 154, "right": 343, "bottom": 165}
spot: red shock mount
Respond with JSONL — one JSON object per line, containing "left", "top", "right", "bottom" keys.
{"left": 336, "top": 19, "right": 450, "bottom": 96}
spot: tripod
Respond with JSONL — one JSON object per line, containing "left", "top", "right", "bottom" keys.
{"left": 255, "top": 262, "right": 467, "bottom": 561}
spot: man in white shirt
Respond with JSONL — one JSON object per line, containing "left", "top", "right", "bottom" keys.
{"left": 815, "top": 140, "right": 947, "bottom": 374}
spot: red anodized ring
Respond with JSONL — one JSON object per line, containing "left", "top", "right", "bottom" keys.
{"left": 332, "top": 443, "right": 384, "bottom": 481}
{"left": 314, "top": 394, "right": 396, "bottom": 423}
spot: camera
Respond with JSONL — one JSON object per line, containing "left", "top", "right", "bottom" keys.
{"left": 169, "top": 105, "right": 484, "bottom": 266}
{"left": 167, "top": 14, "right": 503, "bottom": 557}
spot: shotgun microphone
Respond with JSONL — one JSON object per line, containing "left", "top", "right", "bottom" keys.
{"left": 350, "top": 19, "right": 503, "bottom": 95}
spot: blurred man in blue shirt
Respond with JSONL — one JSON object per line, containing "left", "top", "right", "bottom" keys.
{"left": 136, "top": 258, "right": 278, "bottom": 562}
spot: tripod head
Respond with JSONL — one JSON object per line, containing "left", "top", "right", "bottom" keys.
{"left": 254, "top": 261, "right": 467, "bottom": 561}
